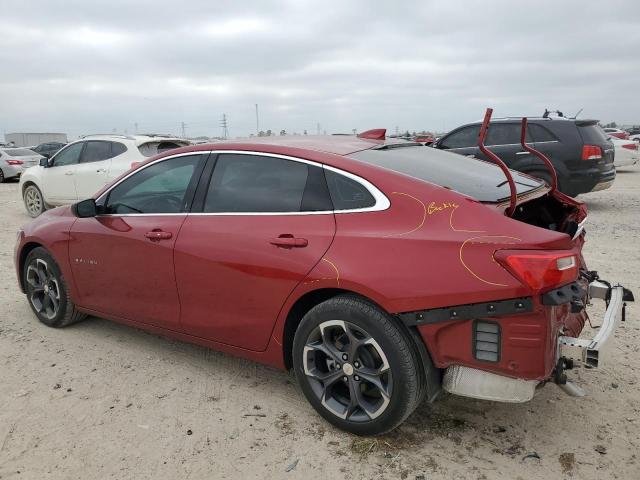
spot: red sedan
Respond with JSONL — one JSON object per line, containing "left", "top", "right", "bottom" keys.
{"left": 14, "top": 133, "right": 632, "bottom": 435}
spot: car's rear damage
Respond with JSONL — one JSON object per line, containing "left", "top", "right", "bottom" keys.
{"left": 390, "top": 110, "right": 634, "bottom": 403}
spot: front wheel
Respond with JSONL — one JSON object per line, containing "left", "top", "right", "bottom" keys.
{"left": 23, "top": 184, "right": 45, "bottom": 217}
{"left": 293, "top": 295, "right": 425, "bottom": 435}
{"left": 23, "top": 247, "right": 86, "bottom": 328}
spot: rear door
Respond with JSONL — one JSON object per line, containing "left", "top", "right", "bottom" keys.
{"left": 69, "top": 153, "right": 207, "bottom": 329}
{"left": 75, "top": 140, "right": 115, "bottom": 199}
{"left": 174, "top": 152, "right": 336, "bottom": 351}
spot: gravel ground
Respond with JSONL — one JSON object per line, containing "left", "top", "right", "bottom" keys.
{"left": 0, "top": 169, "right": 638, "bottom": 480}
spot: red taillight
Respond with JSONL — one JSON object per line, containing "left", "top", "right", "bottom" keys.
{"left": 581, "top": 145, "right": 602, "bottom": 161}
{"left": 622, "top": 143, "right": 638, "bottom": 151}
{"left": 131, "top": 161, "right": 141, "bottom": 169}
{"left": 495, "top": 251, "right": 578, "bottom": 292}
{"left": 6, "top": 159, "right": 23, "bottom": 165}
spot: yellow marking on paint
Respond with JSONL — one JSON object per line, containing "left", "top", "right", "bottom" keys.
{"left": 321, "top": 257, "right": 340, "bottom": 287}
{"left": 383, "top": 192, "right": 427, "bottom": 237}
{"left": 459, "top": 235, "right": 522, "bottom": 287}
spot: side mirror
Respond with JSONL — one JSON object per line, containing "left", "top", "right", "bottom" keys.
{"left": 72, "top": 198, "right": 98, "bottom": 218}
{"left": 39, "top": 157, "right": 49, "bottom": 167}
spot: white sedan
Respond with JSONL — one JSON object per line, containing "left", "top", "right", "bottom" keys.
{"left": 609, "top": 136, "right": 639, "bottom": 168}
{"left": 19, "top": 134, "right": 190, "bottom": 217}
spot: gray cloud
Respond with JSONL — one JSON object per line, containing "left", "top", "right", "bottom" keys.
{"left": 1, "top": 0, "right": 639, "bottom": 139}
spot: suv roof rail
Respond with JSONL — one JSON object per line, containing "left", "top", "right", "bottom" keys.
{"left": 79, "top": 133, "right": 136, "bottom": 140}
{"left": 137, "top": 133, "right": 180, "bottom": 138}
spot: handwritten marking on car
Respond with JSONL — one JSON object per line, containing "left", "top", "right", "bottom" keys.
{"left": 458, "top": 235, "right": 522, "bottom": 287}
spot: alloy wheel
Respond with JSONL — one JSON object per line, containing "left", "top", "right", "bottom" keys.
{"left": 26, "top": 258, "right": 61, "bottom": 319}
{"left": 24, "top": 186, "right": 43, "bottom": 216}
{"left": 302, "top": 320, "right": 392, "bottom": 422}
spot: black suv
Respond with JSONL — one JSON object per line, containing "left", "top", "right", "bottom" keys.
{"left": 433, "top": 117, "right": 615, "bottom": 196}
{"left": 31, "top": 142, "right": 66, "bottom": 158}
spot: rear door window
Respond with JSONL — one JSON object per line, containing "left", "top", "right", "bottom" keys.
{"left": 324, "top": 170, "right": 375, "bottom": 210}
{"left": 80, "top": 141, "right": 113, "bottom": 163}
{"left": 204, "top": 154, "right": 308, "bottom": 213}
{"left": 529, "top": 124, "right": 557, "bottom": 142}
{"left": 485, "top": 123, "right": 524, "bottom": 145}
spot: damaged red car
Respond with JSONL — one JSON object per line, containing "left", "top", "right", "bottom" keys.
{"left": 14, "top": 113, "right": 633, "bottom": 435}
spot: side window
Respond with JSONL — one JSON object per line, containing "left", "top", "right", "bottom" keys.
{"left": 105, "top": 154, "right": 202, "bottom": 214}
{"left": 324, "top": 170, "right": 375, "bottom": 210}
{"left": 80, "top": 141, "right": 112, "bottom": 163}
{"left": 440, "top": 126, "right": 480, "bottom": 149}
{"left": 485, "top": 123, "right": 523, "bottom": 146}
{"left": 111, "top": 142, "right": 127, "bottom": 156}
{"left": 529, "top": 124, "right": 557, "bottom": 142}
{"left": 52, "top": 142, "right": 84, "bottom": 167}
{"left": 204, "top": 154, "right": 308, "bottom": 213}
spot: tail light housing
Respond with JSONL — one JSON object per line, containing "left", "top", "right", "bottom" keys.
{"left": 6, "top": 159, "right": 23, "bottom": 165}
{"left": 581, "top": 145, "right": 602, "bottom": 161}
{"left": 622, "top": 143, "right": 638, "bottom": 151}
{"left": 494, "top": 250, "right": 578, "bottom": 292}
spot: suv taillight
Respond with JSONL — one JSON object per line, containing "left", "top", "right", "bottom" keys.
{"left": 494, "top": 251, "right": 578, "bottom": 292}
{"left": 6, "top": 159, "right": 23, "bottom": 165}
{"left": 581, "top": 145, "right": 602, "bottom": 161}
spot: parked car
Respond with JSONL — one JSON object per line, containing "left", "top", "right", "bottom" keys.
{"left": 0, "top": 148, "right": 43, "bottom": 182}
{"left": 14, "top": 133, "right": 633, "bottom": 435}
{"left": 31, "top": 142, "right": 67, "bottom": 158}
{"left": 625, "top": 126, "right": 640, "bottom": 136}
{"left": 602, "top": 127, "right": 629, "bottom": 139}
{"left": 629, "top": 134, "right": 640, "bottom": 144}
{"left": 19, "top": 134, "right": 190, "bottom": 217}
{"left": 433, "top": 117, "right": 615, "bottom": 197}
{"left": 609, "top": 136, "right": 639, "bottom": 167}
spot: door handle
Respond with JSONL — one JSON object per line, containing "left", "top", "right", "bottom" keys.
{"left": 96, "top": 168, "right": 107, "bottom": 173}
{"left": 65, "top": 171, "right": 74, "bottom": 175}
{"left": 145, "top": 230, "right": 173, "bottom": 241}
{"left": 269, "top": 235, "right": 308, "bottom": 248}
{"left": 516, "top": 151, "right": 531, "bottom": 155}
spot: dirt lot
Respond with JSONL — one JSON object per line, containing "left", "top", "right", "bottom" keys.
{"left": 0, "top": 170, "right": 638, "bottom": 480}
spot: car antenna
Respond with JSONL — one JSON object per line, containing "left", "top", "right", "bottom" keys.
{"left": 572, "top": 108, "right": 583, "bottom": 119}
{"left": 477, "top": 108, "right": 517, "bottom": 217}
{"left": 519, "top": 118, "right": 558, "bottom": 194}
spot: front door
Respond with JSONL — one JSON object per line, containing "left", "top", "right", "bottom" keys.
{"left": 43, "top": 142, "right": 84, "bottom": 203}
{"left": 69, "top": 153, "right": 206, "bottom": 329}
{"left": 174, "top": 153, "right": 336, "bottom": 351}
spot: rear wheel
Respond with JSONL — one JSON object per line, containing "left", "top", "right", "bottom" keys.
{"left": 24, "top": 184, "right": 45, "bottom": 217}
{"left": 293, "top": 295, "right": 424, "bottom": 435}
{"left": 23, "top": 247, "right": 86, "bottom": 328}
{"left": 0, "top": 169, "right": 5, "bottom": 183}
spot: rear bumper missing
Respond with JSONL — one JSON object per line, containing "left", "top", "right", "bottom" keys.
{"left": 558, "top": 281, "right": 633, "bottom": 368}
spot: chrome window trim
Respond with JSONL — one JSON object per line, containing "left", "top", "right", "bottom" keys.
{"left": 95, "top": 149, "right": 390, "bottom": 217}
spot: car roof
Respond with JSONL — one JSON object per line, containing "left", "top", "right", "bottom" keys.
{"left": 75, "top": 134, "right": 189, "bottom": 147}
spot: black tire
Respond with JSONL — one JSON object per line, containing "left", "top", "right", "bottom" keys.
{"left": 23, "top": 183, "right": 45, "bottom": 217}
{"left": 0, "top": 169, "right": 5, "bottom": 183}
{"left": 293, "top": 295, "right": 425, "bottom": 435}
{"left": 23, "top": 247, "right": 86, "bottom": 328}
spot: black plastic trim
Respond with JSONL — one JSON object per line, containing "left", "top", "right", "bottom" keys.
{"left": 541, "top": 282, "right": 584, "bottom": 306}
{"left": 397, "top": 297, "right": 533, "bottom": 326}
{"left": 472, "top": 319, "right": 501, "bottom": 363}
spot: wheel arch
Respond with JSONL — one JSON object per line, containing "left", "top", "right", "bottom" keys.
{"left": 281, "top": 288, "right": 442, "bottom": 399}
{"left": 17, "top": 241, "right": 46, "bottom": 292}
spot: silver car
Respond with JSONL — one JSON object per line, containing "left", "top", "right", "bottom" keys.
{"left": 0, "top": 148, "right": 43, "bottom": 182}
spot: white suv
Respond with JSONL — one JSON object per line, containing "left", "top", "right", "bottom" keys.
{"left": 19, "top": 134, "right": 190, "bottom": 217}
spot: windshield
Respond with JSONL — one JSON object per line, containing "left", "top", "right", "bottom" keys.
{"left": 349, "top": 146, "right": 544, "bottom": 202}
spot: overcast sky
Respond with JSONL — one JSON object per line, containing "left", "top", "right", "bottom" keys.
{"left": 1, "top": 0, "right": 639, "bottom": 140}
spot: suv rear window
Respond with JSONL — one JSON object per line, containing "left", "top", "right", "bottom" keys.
{"left": 577, "top": 123, "right": 610, "bottom": 144}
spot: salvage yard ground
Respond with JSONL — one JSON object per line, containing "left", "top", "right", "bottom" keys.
{"left": 0, "top": 170, "right": 638, "bottom": 480}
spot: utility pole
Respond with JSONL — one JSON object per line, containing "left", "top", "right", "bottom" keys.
{"left": 316, "top": 123, "right": 321, "bottom": 135}
{"left": 134, "top": 122, "right": 138, "bottom": 134}
{"left": 220, "top": 114, "right": 229, "bottom": 139}
{"left": 181, "top": 122, "right": 186, "bottom": 138}
{"left": 255, "top": 104, "right": 259, "bottom": 135}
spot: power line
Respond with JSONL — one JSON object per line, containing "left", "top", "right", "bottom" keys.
{"left": 220, "top": 114, "right": 228, "bottom": 139}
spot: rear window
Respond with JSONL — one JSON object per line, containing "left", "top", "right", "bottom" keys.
{"left": 349, "top": 146, "right": 543, "bottom": 202}
{"left": 577, "top": 123, "right": 610, "bottom": 144}
{"left": 3, "top": 148, "right": 36, "bottom": 156}
{"left": 138, "top": 141, "right": 188, "bottom": 157}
